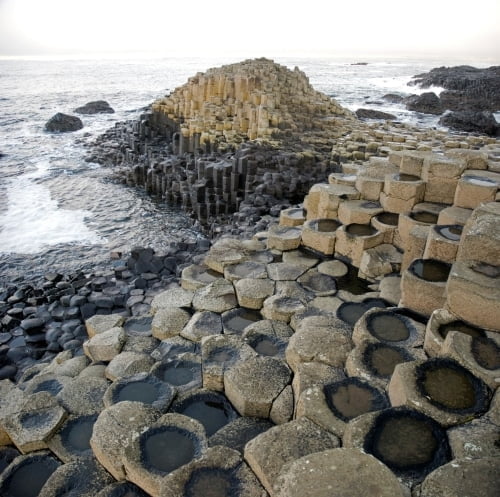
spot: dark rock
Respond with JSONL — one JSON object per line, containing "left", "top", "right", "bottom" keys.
{"left": 45, "top": 272, "right": 63, "bottom": 283}
{"left": 439, "top": 111, "right": 499, "bottom": 136}
{"left": 75, "top": 100, "right": 115, "bottom": 114}
{"left": 405, "top": 92, "right": 443, "bottom": 115}
{"left": 409, "top": 65, "right": 500, "bottom": 112}
{"left": 20, "top": 317, "right": 45, "bottom": 333}
{"left": 355, "top": 108, "right": 397, "bottom": 120}
{"left": 382, "top": 93, "right": 405, "bottom": 103}
{"left": 45, "top": 113, "right": 83, "bottom": 132}
{"left": 0, "top": 364, "right": 17, "bottom": 379}
{"left": 80, "top": 303, "right": 97, "bottom": 320}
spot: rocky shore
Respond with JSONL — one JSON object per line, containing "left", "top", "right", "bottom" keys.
{"left": 1, "top": 58, "right": 499, "bottom": 497}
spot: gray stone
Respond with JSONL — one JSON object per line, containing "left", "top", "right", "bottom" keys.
{"left": 150, "top": 287, "right": 194, "bottom": 312}
{"left": 56, "top": 376, "right": 109, "bottom": 415}
{"left": 192, "top": 279, "right": 237, "bottom": 313}
{"left": 85, "top": 314, "right": 125, "bottom": 338}
{"left": 181, "top": 311, "right": 223, "bottom": 342}
{"left": 266, "top": 262, "right": 309, "bottom": 281}
{"left": 83, "top": 326, "right": 126, "bottom": 362}
{"left": 244, "top": 417, "right": 340, "bottom": 495}
{"left": 151, "top": 307, "right": 191, "bottom": 340}
{"left": 105, "top": 352, "right": 155, "bottom": 382}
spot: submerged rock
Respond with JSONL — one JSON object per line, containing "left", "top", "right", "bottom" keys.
{"left": 355, "top": 108, "right": 397, "bottom": 120}
{"left": 439, "top": 111, "right": 499, "bottom": 136}
{"left": 74, "top": 100, "right": 114, "bottom": 114}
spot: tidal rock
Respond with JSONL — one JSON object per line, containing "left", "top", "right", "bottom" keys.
{"left": 405, "top": 92, "right": 443, "bottom": 114}
{"left": 355, "top": 108, "right": 397, "bottom": 120}
{"left": 74, "top": 100, "right": 114, "bottom": 114}
{"left": 439, "top": 111, "right": 499, "bottom": 136}
{"left": 44, "top": 113, "right": 83, "bottom": 133}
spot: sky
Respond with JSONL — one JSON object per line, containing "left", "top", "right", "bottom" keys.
{"left": 0, "top": 0, "right": 499, "bottom": 61}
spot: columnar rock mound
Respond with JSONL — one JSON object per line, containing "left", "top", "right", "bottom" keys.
{"left": 151, "top": 57, "right": 352, "bottom": 152}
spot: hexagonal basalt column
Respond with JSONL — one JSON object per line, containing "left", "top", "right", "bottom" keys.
{"left": 317, "top": 184, "right": 360, "bottom": 219}
{"left": 380, "top": 173, "right": 426, "bottom": 213}
{"left": 388, "top": 358, "right": 491, "bottom": 426}
{"left": 398, "top": 210, "right": 439, "bottom": 248}
{"left": 192, "top": 279, "right": 237, "bottom": 314}
{"left": 441, "top": 331, "right": 500, "bottom": 390}
{"left": 151, "top": 354, "right": 202, "bottom": 394}
{"left": 224, "top": 356, "right": 291, "bottom": 418}
{"left": 346, "top": 340, "right": 423, "bottom": 390}
{"left": 338, "top": 200, "right": 384, "bottom": 225}
{"left": 261, "top": 295, "right": 307, "bottom": 323}
{"left": 123, "top": 413, "right": 208, "bottom": 497}
{"left": 423, "top": 308, "right": 487, "bottom": 357}
{"left": 300, "top": 218, "right": 341, "bottom": 255}
{"left": 274, "top": 448, "right": 408, "bottom": 497}
{"left": 400, "top": 259, "right": 451, "bottom": 317}
{"left": 279, "top": 207, "right": 305, "bottom": 227}
{"left": 334, "top": 223, "right": 384, "bottom": 268}
{"left": 446, "top": 261, "right": 500, "bottom": 331}
{"left": 344, "top": 407, "right": 450, "bottom": 483}
{"left": 355, "top": 176, "right": 384, "bottom": 201}
{"left": 453, "top": 175, "right": 498, "bottom": 209}
{"left": 352, "top": 307, "right": 425, "bottom": 348}
{"left": 421, "top": 156, "right": 465, "bottom": 204}
{"left": 266, "top": 225, "right": 303, "bottom": 251}
{"left": 423, "top": 224, "right": 462, "bottom": 262}
{"left": 295, "top": 377, "right": 389, "bottom": 438}
{"left": 181, "top": 264, "right": 223, "bottom": 291}
{"left": 234, "top": 278, "right": 275, "bottom": 309}
{"left": 371, "top": 212, "right": 400, "bottom": 244}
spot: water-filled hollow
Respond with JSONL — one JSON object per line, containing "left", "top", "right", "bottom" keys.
{"left": 367, "top": 312, "right": 411, "bottom": 342}
{"left": 374, "top": 212, "right": 399, "bottom": 226}
{"left": 364, "top": 342, "right": 412, "bottom": 378}
{"left": 409, "top": 259, "right": 450, "bottom": 282}
{"left": 60, "top": 415, "right": 96, "bottom": 453}
{"left": 346, "top": 223, "right": 377, "bottom": 236}
{"left": 158, "top": 360, "right": 200, "bottom": 387}
{"left": 185, "top": 467, "right": 239, "bottom": 497}
{"left": 471, "top": 336, "right": 500, "bottom": 370}
{"left": 438, "top": 320, "right": 485, "bottom": 340}
{"left": 116, "top": 381, "right": 159, "bottom": 404}
{"left": 436, "top": 225, "right": 462, "bottom": 241}
{"left": 310, "top": 219, "right": 341, "bottom": 232}
{"left": 410, "top": 211, "right": 438, "bottom": 224}
{"left": 395, "top": 173, "right": 421, "bottom": 182}
{"left": 222, "top": 308, "right": 261, "bottom": 335}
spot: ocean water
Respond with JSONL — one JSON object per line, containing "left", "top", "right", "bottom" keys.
{"left": 0, "top": 54, "right": 495, "bottom": 285}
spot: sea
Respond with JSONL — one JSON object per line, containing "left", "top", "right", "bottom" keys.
{"left": 0, "top": 54, "right": 497, "bottom": 286}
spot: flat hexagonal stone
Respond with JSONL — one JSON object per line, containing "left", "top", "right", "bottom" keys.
{"left": 46, "top": 414, "right": 97, "bottom": 462}
{"left": 224, "top": 261, "right": 269, "bottom": 281}
{"left": 204, "top": 238, "right": 261, "bottom": 274}
{"left": 297, "top": 270, "right": 338, "bottom": 296}
{"left": 158, "top": 446, "right": 266, "bottom": 497}
{"left": 277, "top": 448, "right": 407, "bottom": 497}
{"left": 286, "top": 319, "right": 353, "bottom": 371}
{"left": 180, "top": 311, "right": 223, "bottom": 342}
{"left": 83, "top": 326, "right": 126, "bottom": 362}
{"left": 1, "top": 392, "right": 68, "bottom": 453}
{"left": 151, "top": 354, "right": 202, "bottom": 394}
{"left": 85, "top": 314, "right": 125, "bottom": 338}
{"left": 56, "top": 376, "right": 109, "bottom": 415}
{"left": 261, "top": 295, "right": 307, "bottom": 322}
{"left": 224, "top": 356, "right": 291, "bottom": 418}
{"left": 266, "top": 262, "right": 309, "bottom": 281}
{"left": 192, "top": 280, "right": 237, "bottom": 313}
{"left": 152, "top": 307, "right": 191, "bottom": 340}
{"left": 282, "top": 249, "right": 319, "bottom": 269}
{"left": 267, "top": 226, "right": 302, "bottom": 251}
{"left": 90, "top": 401, "right": 161, "bottom": 480}
{"left": 104, "top": 373, "right": 175, "bottom": 412}
{"left": 38, "top": 456, "right": 114, "bottom": 497}
{"left": 181, "top": 264, "right": 223, "bottom": 290}
{"left": 0, "top": 451, "right": 61, "bottom": 497}
{"left": 244, "top": 417, "right": 340, "bottom": 494}
{"left": 95, "top": 481, "right": 150, "bottom": 497}
{"left": 419, "top": 457, "right": 500, "bottom": 497}
{"left": 317, "top": 259, "right": 349, "bottom": 277}
{"left": 105, "top": 352, "right": 155, "bottom": 382}
{"left": 150, "top": 288, "right": 194, "bottom": 312}
{"left": 123, "top": 413, "right": 208, "bottom": 496}
{"left": 234, "top": 278, "right": 275, "bottom": 309}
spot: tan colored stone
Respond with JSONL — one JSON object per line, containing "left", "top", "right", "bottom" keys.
{"left": 334, "top": 224, "right": 384, "bottom": 268}
{"left": 266, "top": 226, "right": 303, "bottom": 251}
{"left": 279, "top": 207, "right": 305, "bottom": 227}
{"left": 83, "top": 327, "right": 126, "bottom": 362}
{"left": 454, "top": 175, "right": 498, "bottom": 209}
{"left": 85, "top": 314, "right": 125, "bottom": 338}
{"left": 423, "top": 225, "right": 461, "bottom": 262}
{"left": 437, "top": 205, "right": 472, "bottom": 226}
{"left": 338, "top": 200, "right": 383, "bottom": 225}
{"left": 151, "top": 307, "right": 191, "bottom": 340}
{"left": 300, "top": 218, "right": 341, "bottom": 255}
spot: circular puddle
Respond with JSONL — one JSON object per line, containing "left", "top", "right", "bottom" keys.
{"left": 364, "top": 343, "right": 412, "bottom": 378}
{"left": 346, "top": 223, "right": 377, "bottom": 236}
{"left": 367, "top": 312, "right": 411, "bottom": 342}
{"left": 116, "top": 381, "right": 159, "bottom": 404}
{"left": 410, "top": 211, "right": 438, "bottom": 224}
{"left": 409, "top": 259, "right": 450, "bottom": 282}
{"left": 310, "top": 219, "right": 341, "bottom": 232}
{"left": 185, "top": 468, "right": 238, "bottom": 497}
{"left": 471, "top": 336, "right": 500, "bottom": 370}
{"left": 374, "top": 212, "right": 399, "bottom": 226}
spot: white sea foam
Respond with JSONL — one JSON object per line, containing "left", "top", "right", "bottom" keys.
{"left": 0, "top": 166, "right": 105, "bottom": 254}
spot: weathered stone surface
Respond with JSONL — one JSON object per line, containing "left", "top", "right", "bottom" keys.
{"left": 225, "top": 356, "right": 291, "bottom": 418}
{"left": 204, "top": 238, "right": 265, "bottom": 274}
{"left": 83, "top": 326, "right": 126, "bottom": 362}
{"left": 285, "top": 317, "right": 353, "bottom": 371}
{"left": 291, "top": 362, "right": 345, "bottom": 404}
{"left": 269, "top": 385, "right": 294, "bottom": 425}
{"left": 85, "top": 314, "right": 125, "bottom": 338}
{"left": 439, "top": 110, "right": 499, "bottom": 136}
{"left": 180, "top": 311, "right": 222, "bottom": 342}
{"left": 75, "top": 100, "right": 114, "bottom": 114}
{"left": 151, "top": 307, "right": 191, "bottom": 340}
{"left": 158, "top": 446, "right": 266, "bottom": 497}
{"left": 105, "top": 352, "right": 155, "bottom": 382}
{"left": 90, "top": 401, "right": 161, "bottom": 480}
{"left": 234, "top": 278, "right": 275, "bottom": 309}
{"left": 274, "top": 448, "right": 407, "bottom": 497}
{"left": 38, "top": 456, "right": 115, "bottom": 497}
{"left": 447, "top": 418, "right": 500, "bottom": 459}
{"left": 56, "top": 376, "right": 109, "bottom": 415}
{"left": 181, "top": 264, "right": 222, "bottom": 290}
{"left": 192, "top": 279, "right": 237, "bottom": 313}
{"left": 45, "top": 112, "right": 83, "bottom": 132}
{"left": 224, "top": 261, "right": 269, "bottom": 281}
{"left": 244, "top": 417, "right": 340, "bottom": 495}
{"left": 266, "top": 226, "right": 302, "bottom": 251}
{"left": 419, "top": 457, "right": 500, "bottom": 497}
{"left": 405, "top": 92, "right": 443, "bottom": 114}
{"left": 359, "top": 243, "right": 403, "bottom": 279}
{"left": 261, "top": 295, "right": 307, "bottom": 322}
{"left": 150, "top": 287, "right": 194, "bottom": 312}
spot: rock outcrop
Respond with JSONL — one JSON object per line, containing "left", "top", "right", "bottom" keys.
{"left": 405, "top": 92, "right": 443, "bottom": 115}
{"left": 75, "top": 100, "right": 115, "bottom": 114}
{"left": 439, "top": 111, "right": 499, "bottom": 136}
{"left": 45, "top": 113, "right": 83, "bottom": 133}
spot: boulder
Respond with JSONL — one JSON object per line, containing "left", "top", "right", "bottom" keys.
{"left": 355, "top": 108, "right": 397, "bottom": 120}
{"left": 74, "top": 100, "right": 114, "bottom": 114}
{"left": 405, "top": 92, "right": 442, "bottom": 114}
{"left": 45, "top": 113, "right": 83, "bottom": 132}
{"left": 439, "top": 111, "right": 498, "bottom": 136}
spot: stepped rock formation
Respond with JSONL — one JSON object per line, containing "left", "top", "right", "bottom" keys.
{"left": 150, "top": 58, "right": 352, "bottom": 153}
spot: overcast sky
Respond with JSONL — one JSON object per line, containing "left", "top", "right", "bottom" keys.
{"left": 0, "top": 0, "right": 499, "bottom": 61}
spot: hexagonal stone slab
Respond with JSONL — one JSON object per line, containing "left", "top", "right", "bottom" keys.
{"left": 105, "top": 352, "right": 155, "bottom": 382}
{"left": 192, "top": 279, "right": 237, "bottom": 313}
{"left": 85, "top": 314, "right": 125, "bottom": 338}
{"left": 123, "top": 413, "right": 208, "bottom": 496}
{"left": 152, "top": 307, "right": 191, "bottom": 340}
{"left": 244, "top": 417, "right": 340, "bottom": 494}
{"left": 224, "top": 356, "right": 291, "bottom": 418}
{"left": 150, "top": 287, "right": 194, "bottom": 312}
{"left": 261, "top": 295, "right": 307, "bottom": 323}
{"left": 83, "top": 326, "right": 126, "bottom": 362}
{"left": 180, "top": 311, "right": 222, "bottom": 342}
{"left": 158, "top": 446, "right": 266, "bottom": 497}
{"left": 234, "top": 278, "right": 275, "bottom": 309}
{"left": 274, "top": 448, "right": 407, "bottom": 497}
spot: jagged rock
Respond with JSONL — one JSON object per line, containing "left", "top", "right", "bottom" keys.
{"left": 405, "top": 92, "right": 443, "bottom": 114}
{"left": 74, "top": 100, "right": 114, "bottom": 114}
{"left": 45, "top": 113, "right": 83, "bottom": 132}
{"left": 439, "top": 111, "right": 499, "bottom": 136}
